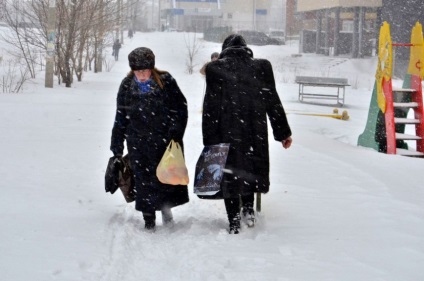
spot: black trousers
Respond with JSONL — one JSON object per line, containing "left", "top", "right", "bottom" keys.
{"left": 224, "top": 193, "right": 254, "bottom": 219}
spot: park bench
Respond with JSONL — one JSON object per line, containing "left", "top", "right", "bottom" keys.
{"left": 295, "top": 76, "right": 350, "bottom": 107}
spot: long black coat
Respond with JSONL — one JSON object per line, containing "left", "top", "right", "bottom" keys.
{"left": 110, "top": 72, "right": 189, "bottom": 213}
{"left": 203, "top": 46, "right": 291, "bottom": 198}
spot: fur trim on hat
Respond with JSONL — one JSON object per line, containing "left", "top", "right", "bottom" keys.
{"left": 128, "top": 47, "right": 155, "bottom": 70}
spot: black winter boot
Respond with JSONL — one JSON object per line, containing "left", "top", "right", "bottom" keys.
{"left": 225, "top": 197, "right": 242, "bottom": 234}
{"left": 242, "top": 205, "right": 255, "bottom": 227}
{"left": 143, "top": 213, "right": 156, "bottom": 231}
{"left": 241, "top": 194, "right": 255, "bottom": 227}
{"left": 145, "top": 220, "right": 156, "bottom": 230}
{"left": 228, "top": 213, "right": 241, "bottom": 234}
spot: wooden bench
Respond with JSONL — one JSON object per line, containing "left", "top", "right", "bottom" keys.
{"left": 295, "top": 76, "right": 350, "bottom": 107}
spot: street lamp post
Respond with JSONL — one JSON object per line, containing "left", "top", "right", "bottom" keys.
{"left": 253, "top": 0, "right": 256, "bottom": 30}
{"left": 45, "top": 0, "right": 56, "bottom": 88}
{"left": 158, "top": 0, "right": 161, "bottom": 30}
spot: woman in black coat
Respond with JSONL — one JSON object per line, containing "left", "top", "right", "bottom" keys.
{"left": 110, "top": 47, "right": 189, "bottom": 230}
{"left": 203, "top": 34, "right": 292, "bottom": 234}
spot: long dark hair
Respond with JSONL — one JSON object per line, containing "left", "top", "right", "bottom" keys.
{"left": 128, "top": 68, "right": 168, "bottom": 89}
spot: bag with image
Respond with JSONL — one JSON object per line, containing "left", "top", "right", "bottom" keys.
{"left": 194, "top": 143, "right": 230, "bottom": 198}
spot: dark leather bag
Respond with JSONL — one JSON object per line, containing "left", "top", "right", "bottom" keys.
{"left": 105, "top": 156, "right": 121, "bottom": 194}
{"left": 105, "top": 155, "right": 135, "bottom": 203}
{"left": 118, "top": 155, "right": 135, "bottom": 203}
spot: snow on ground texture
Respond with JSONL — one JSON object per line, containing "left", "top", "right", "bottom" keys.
{"left": 0, "top": 31, "right": 424, "bottom": 281}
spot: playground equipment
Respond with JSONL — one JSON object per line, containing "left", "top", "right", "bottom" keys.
{"left": 358, "top": 21, "right": 424, "bottom": 157}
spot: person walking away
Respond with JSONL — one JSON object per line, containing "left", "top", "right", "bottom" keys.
{"left": 202, "top": 34, "right": 292, "bottom": 234}
{"left": 110, "top": 47, "right": 189, "bottom": 231}
{"left": 113, "top": 39, "right": 122, "bottom": 61}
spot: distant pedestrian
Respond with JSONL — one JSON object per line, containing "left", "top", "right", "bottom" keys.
{"left": 112, "top": 39, "right": 122, "bottom": 61}
{"left": 200, "top": 52, "right": 220, "bottom": 110}
{"left": 199, "top": 52, "right": 219, "bottom": 75}
{"left": 128, "top": 29, "right": 133, "bottom": 39}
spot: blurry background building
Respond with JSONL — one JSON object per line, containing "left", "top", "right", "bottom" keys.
{"left": 130, "top": 0, "right": 285, "bottom": 33}
{"left": 291, "top": 0, "right": 424, "bottom": 76}
{"left": 128, "top": 0, "right": 424, "bottom": 77}
{"left": 381, "top": 0, "right": 424, "bottom": 77}
{"left": 295, "top": 0, "right": 382, "bottom": 58}
{"left": 285, "top": 0, "right": 301, "bottom": 41}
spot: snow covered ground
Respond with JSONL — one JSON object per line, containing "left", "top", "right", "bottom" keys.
{"left": 1, "top": 31, "right": 424, "bottom": 281}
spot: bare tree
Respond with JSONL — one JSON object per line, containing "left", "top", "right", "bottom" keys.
{"left": 58, "top": 0, "right": 80, "bottom": 87}
{"left": 1, "top": 1, "right": 45, "bottom": 79}
{"left": 53, "top": 0, "right": 121, "bottom": 86}
{"left": 94, "top": 0, "right": 117, "bottom": 73}
{"left": 0, "top": 0, "right": 6, "bottom": 21}
{"left": 1, "top": 0, "right": 130, "bottom": 88}
{"left": 1, "top": 57, "right": 31, "bottom": 93}
{"left": 184, "top": 32, "right": 202, "bottom": 74}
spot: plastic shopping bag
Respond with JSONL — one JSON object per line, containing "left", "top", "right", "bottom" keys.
{"left": 194, "top": 143, "right": 230, "bottom": 197}
{"left": 156, "top": 140, "right": 189, "bottom": 185}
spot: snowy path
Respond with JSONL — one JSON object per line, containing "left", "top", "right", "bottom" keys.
{"left": 81, "top": 126, "right": 424, "bottom": 281}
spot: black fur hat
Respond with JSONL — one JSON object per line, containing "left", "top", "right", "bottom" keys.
{"left": 222, "top": 34, "right": 247, "bottom": 51}
{"left": 128, "top": 47, "right": 155, "bottom": 70}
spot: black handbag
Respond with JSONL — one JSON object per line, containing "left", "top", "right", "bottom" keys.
{"left": 119, "top": 155, "right": 135, "bottom": 203}
{"left": 105, "top": 156, "right": 121, "bottom": 194}
{"left": 105, "top": 155, "right": 135, "bottom": 203}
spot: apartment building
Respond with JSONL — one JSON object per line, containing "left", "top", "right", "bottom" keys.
{"left": 295, "top": 0, "right": 382, "bottom": 58}
{"left": 381, "top": 0, "right": 424, "bottom": 76}
{"left": 292, "top": 0, "right": 424, "bottom": 76}
{"left": 285, "top": 0, "right": 301, "bottom": 38}
{"left": 157, "top": 0, "right": 284, "bottom": 33}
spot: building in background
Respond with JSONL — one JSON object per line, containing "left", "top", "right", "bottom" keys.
{"left": 295, "top": 0, "right": 382, "bottom": 58}
{"left": 292, "top": 0, "right": 424, "bottom": 76}
{"left": 133, "top": 0, "right": 285, "bottom": 34}
{"left": 160, "top": 0, "right": 222, "bottom": 32}
{"left": 285, "top": 0, "right": 301, "bottom": 40}
{"left": 212, "top": 0, "right": 284, "bottom": 32}
{"left": 381, "top": 0, "right": 424, "bottom": 77}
